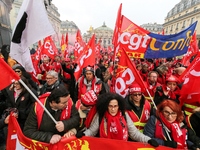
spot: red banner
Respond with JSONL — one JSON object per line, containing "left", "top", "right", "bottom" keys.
{"left": 74, "top": 34, "right": 95, "bottom": 80}
{"left": 115, "top": 48, "right": 147, "bottom": 97}
{"left": 7, "top": 115, "right": 173, "bottom": 150}
{"left": 119, "top": 15, "right": 151, "bottom": 58}
{"left": 41, "top": 36, "right": 58, "bottom": 59}
{"left": 0, "top": 58, "right": 20, "bottom": 90}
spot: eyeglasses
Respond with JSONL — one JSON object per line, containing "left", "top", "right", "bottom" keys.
{"left": 163, "top": 110, "right": 177, "bottom": 117}
{"left": 108, "top": 105, "right": 119, "bottom": 109}
{"left": 13, "top": 82, "right": 20, "bottom": 85}
{"left": 15, "top": 70, "right": 21, "bottom": 73}
{"left": 132, "top": 93, "right": 142, "bottom": 96}
{"left": 46, "top": 77, "right": 54, "bottom": 80}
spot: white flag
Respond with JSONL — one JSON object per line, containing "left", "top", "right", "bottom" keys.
{"left": 10, "top": 0, "right": 55, "bottom": 72}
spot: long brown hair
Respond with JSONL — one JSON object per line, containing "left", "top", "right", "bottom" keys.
{"left": 156, "top": 100, "right": 184, "bottom": 122}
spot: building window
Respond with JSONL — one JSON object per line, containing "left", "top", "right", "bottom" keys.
{"left": 182, "top": 20, "right": 186, "bottom": 28}
{"left": 176, "top": 23, "right": 179, "bottom": 30}
{"left": 108, "top": 39, "right": 110, "bottom": 44}
{"left": 104, "top": 39, "right": 106, "bottom": 45}
{"left": 170, "top": 25, "right": 173, "bottom": 31}
{"left": 191, "top": 17, "right": 194, "bottom": 24}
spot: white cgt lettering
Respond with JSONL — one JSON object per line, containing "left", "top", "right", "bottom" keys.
{"left": 44, "top": 41, "right": 54, "bottom": 55}
{"left": 119, "top": 32, "right": 150, "bottom": 50}
{"left": 74, "top": 48, "right": 92, "bottom": 73}
{"left": 115, "top": 68, "right": 135, "bottom": 97}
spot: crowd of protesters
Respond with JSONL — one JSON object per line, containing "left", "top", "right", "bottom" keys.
{"left": 0, "top": 44, "right": 200, "bottom": 149}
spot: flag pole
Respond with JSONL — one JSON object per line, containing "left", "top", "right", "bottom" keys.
{"left": 19, "top": 79, "right": 57, "bottom": 124}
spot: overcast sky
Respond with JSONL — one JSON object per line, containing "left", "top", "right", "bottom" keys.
{"left": 52, "top": 0, "right": 180, "bottom": 34}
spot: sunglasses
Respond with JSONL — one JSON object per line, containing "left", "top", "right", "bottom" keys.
{"left": 132, "top": 93, "right": 142, "bottom": 96}
{"left": 15, "top": 70, "right": 21, "bottom": 73}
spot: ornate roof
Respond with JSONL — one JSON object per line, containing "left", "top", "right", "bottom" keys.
{"left": 61, "top": 20, "right": 78, "bottom": 29}
{"left": 94, "top": 22, "right": 113, "bottom": 32}
{"left": 166, "top": 0, "right": 200, "bottom": 18}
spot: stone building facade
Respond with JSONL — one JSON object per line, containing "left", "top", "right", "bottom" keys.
{"left": 163, "top": 0, "right": 200, "bottom": 42}
{"left": 140, "top": 23, "right": 163, "bottom": 34}
{"left": 83, "top": 22, "right": 113, "bottom": 48}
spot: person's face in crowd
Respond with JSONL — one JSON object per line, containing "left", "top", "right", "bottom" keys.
{"left": 130, "top": 92, "right": 142, "bottom": 103}
{"left": 142, "top": 65, "right": 148, "bottom": 73}
{"left": 15, "top": 69, "right": 22, "bottom": 77}
{"left": 136, "top": 65, "right": 142, "bottom": 71}
{"left": 108, "top": 99, "right": 119, "bottom": 116}
{"left": 43, "top": 58, "right": 49, "bottom": 64}
{"left": 46, "top": 75, "right": 57, "bottom": 85}
{"left": 85, "top": 71, "right": 94, "bottom": 81}
{"left": 166, "top": 81, "right": 177, "bottom": 91}
{"left": 55, "top": 56, "right": 61, "bottom": 62}
{"left": 102, "top": 69, "right": 110, "bottom": 79}
{"left": 148, "top": 73, "right": 158, "bottom": 84}
{"left": 13, "top": 81, "right": 22, "bottom": 90}
{"left": 162, "top": 106, "right": 177, "bottom": 123}
{"left": 52, "top": 95, "right": 70, "bottom": 110}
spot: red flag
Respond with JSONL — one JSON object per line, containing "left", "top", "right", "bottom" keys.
{"left": 7, "top": 114, "right": 54, "bottom": 150}
{"left": 112, "top": 3, "right": 122, "bottom": 61}
{"left": 0, "top": 58, "right": 20, "bottom": 90}
{"left": 61, "top": 34, "right": 66, "bottom": 54}
{"left": 162, "top": 29, "right": 165, "bottom": 35}
{"left": 180, "top": 54, "right": 200, "bottom": 95}
{"left": 181, "top": 31, "right": 199, "bottom": 66}
{"left": 119, "top": 15, "right": 150, "bottom": 58}
{"left": 64, "top": 33, "right": 69, "bottom": 58}
{"left": 115, "top": 48, "right": 147, "bottom": 97}
{"left": 179, "top": 52, "right": 200, "bottom": 82}
{"left": 7, "top": 115, "right": 172, "bottom": 149}
{"left": 41, "top": 36, "right": 58, "bottom": 59}
{"left": 74, "top": 30, "right": 85, "bottom": 59}
{"left": 74, "top": 34, "right": 95, "bottom": 80}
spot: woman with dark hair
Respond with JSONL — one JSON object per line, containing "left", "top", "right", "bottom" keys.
{"left": 144, "top": 100, "right": 200, "bottom": 149}
{"left": 5, "top": 76, "right": 37, "bottom": 129}
{"left": 76, "top": 92, "right": 158, "bottom": 147}
{"left": 14, "top": 65, "right": 38, "bottom": 91}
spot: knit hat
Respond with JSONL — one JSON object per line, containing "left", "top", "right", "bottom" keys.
{"left": 81, "top": 90, "right": 97, "bottom": 106}
{"left": 84, "top": 66, "right": 94, "bottom": 75}
{"left": 129, "top": 83, "right": 142, "bottom": 94}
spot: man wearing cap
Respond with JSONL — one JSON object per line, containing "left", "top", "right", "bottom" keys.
{"left": 74, "top": 65, "right": 107, "bottom": 103}
{"left": 125, "top": 83, "right": 154, "bottom": 135}
{"left": 75, "top": 90, "right": 97, "bottom": 130}
{"left": 154, "top": 75, "right": 180, "bottom": 106}
{"left": 24, "top": 87, "right": 80, "bottom": 144}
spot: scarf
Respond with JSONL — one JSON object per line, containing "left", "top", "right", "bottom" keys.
{"left": 78, "top": 76, "right": 96, "bottom": 99}
{"left": 159, "top": 112, "right": 187, "bottom": 149}
{"left": 14, "top": 88, "right": 22, "bottom": 101}
{"left": 99, "top": 111, "right": 128, "bottom": 141}
{"left": 84, "top": 106, "right": 97, "bottom": 128}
